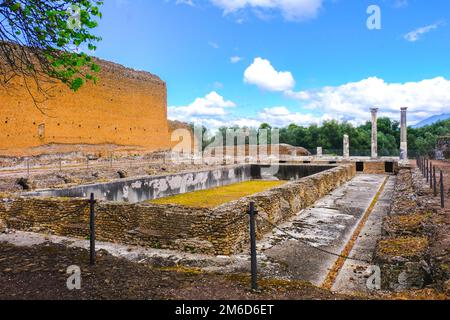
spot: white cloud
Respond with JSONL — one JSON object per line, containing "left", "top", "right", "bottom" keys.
{"left": 210, "top": 0, "right": 323, "bottom": 21}
{"left": 230, "top": 56, "right": 244, "bottom": 63}
{"left": 258, "top": 106, "right": 331, "bottom": 127}
{"left": 404, "top": 22, "right": 443, "bottom": 42}
{"left": 287, "top": 76, "right": 450, "bottom": 125}
{"left": 169, "top": 91, "right": 236, "bottom": 121}
{"left": 175, "top": 0, "right": 195, "bottom": 6}
{"left": 244, "top": 57, "right": 295, "bottom": 92}
{"left": 208, "top": 41, "right": 220, "bottom": 49}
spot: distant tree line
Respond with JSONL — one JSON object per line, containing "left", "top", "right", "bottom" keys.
{"left": 193, "top": 118, "right": 450, "bottom": 157}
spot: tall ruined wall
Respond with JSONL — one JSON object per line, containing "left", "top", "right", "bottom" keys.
{"left": 0, "top": 59, "right": 170, "bottom": 157}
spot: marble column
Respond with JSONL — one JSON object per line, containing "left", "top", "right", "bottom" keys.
{"left": 343, "top": 134, "right": 350, "bottom": 159}
{"left": 400, "top": 107, "right": 408, "bottom": 160}
{"left": 370, "top": 108, "right": 379, "bottom": 159}
{"left": 317, "top": 147, "right": 323, "bottom": 158}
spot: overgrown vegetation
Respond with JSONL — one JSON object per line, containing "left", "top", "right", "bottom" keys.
{"left": 150, "top": 180, "right": 286, "bottom": 208}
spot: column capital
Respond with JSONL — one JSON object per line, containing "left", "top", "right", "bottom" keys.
{"left": 401, "top": 107, "right": 408, "bottom": 111}
{"left": 370, "top": 108, "right": 379, "bottom": 113}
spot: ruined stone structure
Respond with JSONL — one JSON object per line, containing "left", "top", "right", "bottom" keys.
{"left": 343, "top": 135, "right": 349, "bottom": 159}
{"left": 0, "top": 58, "right": 172, "bottom": 157}
{"left": 371, "top": 108, "right": 379, "bottom": 159}
{"left": 436, "top": 136, "right": 450, "bottom": 160}
{"left": 400, "top": 107, "right": 408, "bottom": 160}
{"left": 0, "top": 164, "right": 356, "bottom": 255}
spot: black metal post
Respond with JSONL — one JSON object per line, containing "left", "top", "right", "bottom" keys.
{"left": 434, "top": 166, "right": 438, "bottom": 197}
{"left": 422, "top": 158, "right": 425, "bottom": 176}
{"left": 440, "top": 171, "right": 445, "bottom": 209}
{"left": 89, "top": 193, "right": 96, "bottom": 265}
{"left": 248, "top": 202, "right": 258, "bottom": 291}
{"left": 430, "top": 162, "right": 433, "bottom": 189}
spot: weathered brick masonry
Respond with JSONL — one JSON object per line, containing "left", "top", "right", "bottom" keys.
{"left": 0, "top": 164, "right": 355, "bottom": 255}
{"left": 0, "top": 59, "right": 171, "bottom": 157}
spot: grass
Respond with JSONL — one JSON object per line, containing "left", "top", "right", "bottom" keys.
{"left": 377, "top": 236, "right": 429, "bottom": 258}
{"left": 149, "top": 180, "right": 286, "bottom": 208}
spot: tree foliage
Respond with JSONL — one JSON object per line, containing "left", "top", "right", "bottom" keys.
{"left": 202, "top": 118, "right": 450, "bottom": 157}
{"left": 0, "top": 0, "right": 102, "bottom": 109}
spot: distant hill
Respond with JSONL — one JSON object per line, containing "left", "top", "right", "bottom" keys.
{"left": 413, "top": 113, "right": 450, "bottom": 128}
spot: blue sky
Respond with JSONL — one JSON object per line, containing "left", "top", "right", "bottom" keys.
{"left": 91, "top": 0, "right": 450, "bottom": 128}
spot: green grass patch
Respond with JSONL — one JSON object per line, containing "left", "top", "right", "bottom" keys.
{"left": 149, "top": 180, "right": 286, "bottom": 208}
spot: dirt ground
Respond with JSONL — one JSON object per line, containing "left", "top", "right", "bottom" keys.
{"left": 0, "top": 242, "right": 350, "bottom": 301}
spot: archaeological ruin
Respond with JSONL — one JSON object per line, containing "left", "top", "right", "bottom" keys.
{"left": 0, "top": 58, "right": 172, "bottom": 157}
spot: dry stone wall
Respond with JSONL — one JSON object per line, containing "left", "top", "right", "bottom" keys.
{"left": 1, "top": 164, "right": 356, "bottom": 255}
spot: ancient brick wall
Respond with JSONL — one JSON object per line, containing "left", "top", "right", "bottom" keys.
{"left": 436, "top": 136, "right": 450, "bottom": 159}
{"left": 0, "top": 164, "right": 356, "bottom": 255}
{"left": 0, "top": 59, "right": 170, "bottom": 157}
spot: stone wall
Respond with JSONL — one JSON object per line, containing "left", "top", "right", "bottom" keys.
{"left": 358, "top": 161, "right": 399, "bottom": 174}
{"left": 436, "top": 136, "right": 450, "bottom": 160}
{"left": 0, "top": 58, "right": 170, "bottom": 157}
{"left": 1, "top": 164, "right": 356, "bottom": 255}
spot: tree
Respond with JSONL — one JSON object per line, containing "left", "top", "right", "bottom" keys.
{"left": 0, "top": 0, "right": 103, "bottom": 111}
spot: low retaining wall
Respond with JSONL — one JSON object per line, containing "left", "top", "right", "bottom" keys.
{"left": 1, "top": 164, "right": 356, "bottom": 255}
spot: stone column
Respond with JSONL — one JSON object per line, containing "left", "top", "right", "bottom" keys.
{"left": 400, "top": 107, "right": 408, "bottom": 160}
{"left": 370, "top": 108, "right": 379, "bottom": 159}
{"left": 317, "top": 147, "right": 323, "bottom": 158}
{"left": 343, "top": 134, "right": 350, "bottom": 159}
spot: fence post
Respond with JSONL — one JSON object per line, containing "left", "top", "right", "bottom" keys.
{"left": 89, "top": 193, "right": 96, "bottom": 265}
{"left": 248, "top": 202, "right": 258, "bottom": 291}
{"left": 426, "top": 159, "right": 429, "bottom": 182}
{"left": 440, "top": 171, "right": 445, "bottom": 209}
{"left": 430, "top": 162, "right": 433, "bottom": 189}
{"left": 434, "top": 166, "right": 438, "bottom": 197}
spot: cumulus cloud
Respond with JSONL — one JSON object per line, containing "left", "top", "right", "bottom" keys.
{"left": 404, "top": 22, "right": 443, "bottom": 42}
{"left": 286, "top": 77, "right": 450, "bottom": 125}
{"left": 169, "top": 91, "right": 236, "bottom": 121}
{"left": 244, "top": 57, "right": 295, "bottom": 92}
{"left": 210, "top": 0, "right": 323, "bottom": 21}
{"left": 230, "top": 56, "right": 244, "bottom": 63}
{"left": 258, "top": 106, "right": 331, "bottom": 127}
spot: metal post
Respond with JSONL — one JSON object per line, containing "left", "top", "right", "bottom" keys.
{"left": 434, "top": 166, "right": 438, "bottom": 197}
{"left": 426, "top": 159, "right": 429, "bottom": 182}
{"left": 430, "top": 162, "right": 433, "bottom": 189}
{"left": 248, "top": 202, "right": 258, "bottom": 291}
{"left": 440, "top": 171, "right": 445, "bottom": 209}
{"left": 89, "top": 193, "right": 96, "bottom": 265}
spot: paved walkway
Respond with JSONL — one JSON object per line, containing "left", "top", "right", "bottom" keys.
{"left": 257, "top": 174, "right": 389, "bottom": 286}
{"left": 332, "top": 176, "right": 395, "bottom": 293}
